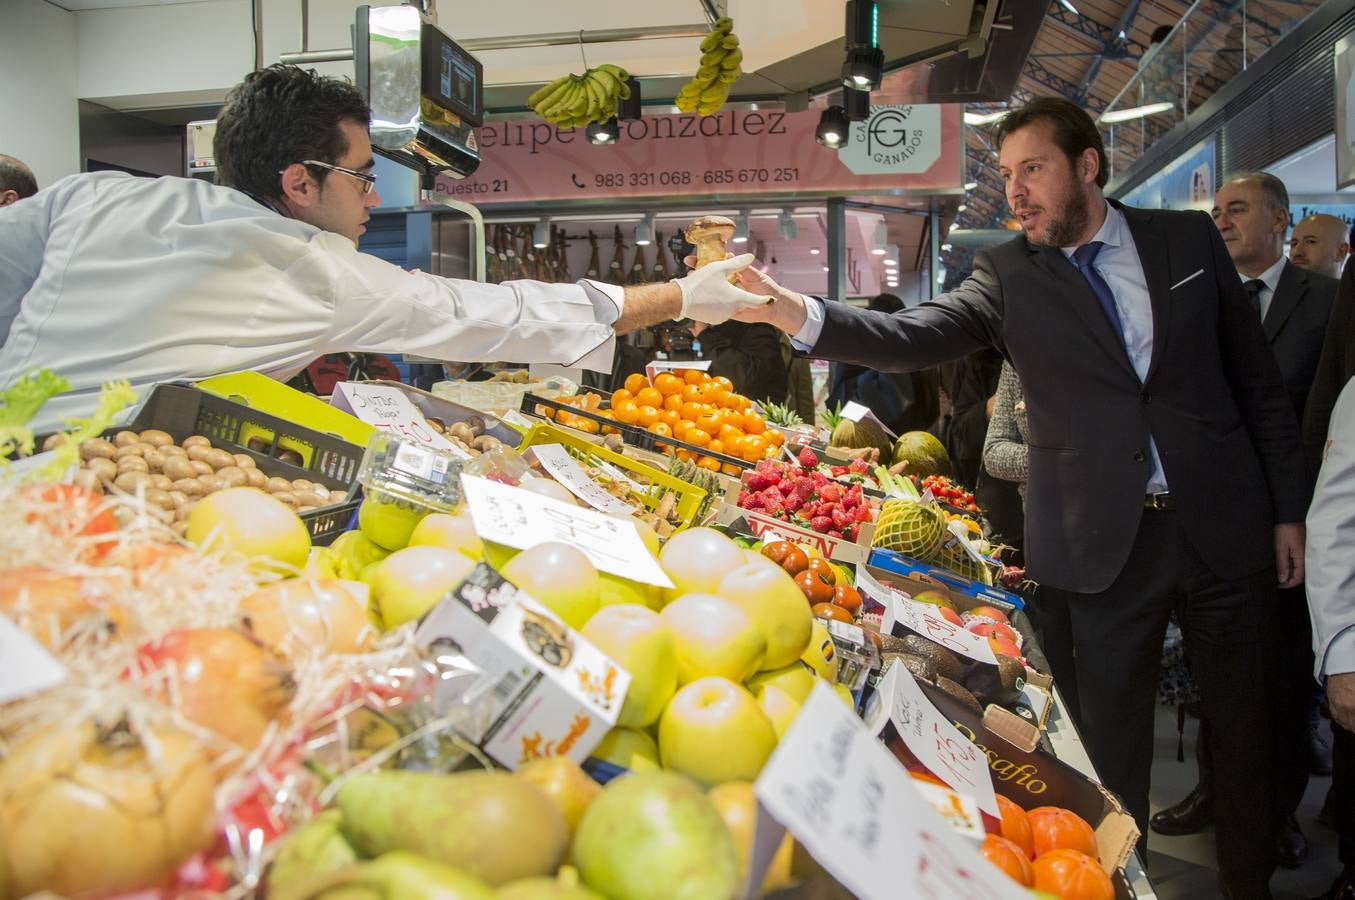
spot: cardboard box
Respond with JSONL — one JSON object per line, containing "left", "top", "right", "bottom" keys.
{"left": 868, "top": 548, "right": 1024, "bottom": 610}
{"left": 414, "top": 563, "right": 629, "bottom": 770}
{"left": 716, "top": 507, "right": 874, "bottom": 564}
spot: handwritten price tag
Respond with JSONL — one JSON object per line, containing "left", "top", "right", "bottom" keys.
{"left": 461, "top": 475, "right": 673, "bottom": 588}
{"left": 840, "top": 400, "right": 899, "bottom": 439}
{"left": 752, "top": 683, "right": 1027, "bottom": 900}
{"left": 530, "top": 444, "right": 638, "bottom": 516}
{"left": 893, "top": 596, "right": 997, "bottom": 664}
{"left": 882, "top": 665, "right": 999, "bottom": 817}
{"left": 0, "top": 615, "right": 67, "bottom": 705}
{"left": 332, "top": 382, "right": 466, "bottom": 456}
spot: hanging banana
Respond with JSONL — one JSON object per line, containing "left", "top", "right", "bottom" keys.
{"left": 528, "top": 63, "right": 632, "bottom": 128}
{"left": 677, "top": 17, "right": 742, "bottom": 116}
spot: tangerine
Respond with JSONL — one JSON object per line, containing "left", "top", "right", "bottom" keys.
{"left": 613, "top": 400, "right": 640, "bottom": 425}
{"left": 637, "top": 405, "right": 662, "bottom": 428}
{"left": 1028, "top": 807, "right": 1098, "bottom": 859}
{"left": 996, "top": 795, "right": 1035, "bottom": 859}
{"left": 681, "top": 368, "right": 707, "bottom": 385}
{"left": 660, "top": 409, "right": 681, "bottom": 429}
{"left": 982, "top": 834, "right": 1034, "bottom": 887}
{"left": 740, "top": 435, "right": 768, "bottom": 461}
{"left": 742, "top": 412, "right": 767, "bottom": 435}
{"left": 624, "top": 373, "right": 650, "bottom": 394}
{"left": 611, "top": 388, "right": 633, "bottom": 405}
{"left": 1030, "top": 850, "right": 1113, "bottom": 900}
{"left": 663, "top": 393, "right": 685, "bottom": 412}
{"left": 654, "top": 372, "right": 683, "bottom": 396}
{"left": 697, "top": 456, "right": 722, "bottom": 472}
{"left": 686, "top": 428, "right": 712, "bottom": 448}
{"left": 635, "top": 387, "right": 663, "bottom": 409}
{"left": 681, "top": 401, "right": 706, "bottom": 421}
{"left": 681, "top": 383, "right": 704, "bottom": 403}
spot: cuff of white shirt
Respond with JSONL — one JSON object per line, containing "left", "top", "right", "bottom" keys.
{"left": 789, "top": 295, "right": 825, "bottom": 352}
{"left": 1322, "top": 626, "right": 1355, "bottom": 679}
{"left": 580, "top": 279, "right": 624, "bottom": 326}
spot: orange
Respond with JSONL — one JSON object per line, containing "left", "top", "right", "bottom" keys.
{"left": 742, "top": 412, "right": 767, "bottom": 435}
{"left": 697, "top": 456, "right": 722, "bottom": 472}
{"left": 574, "top": 417, "right": 600, "bottom": 435}
{"left": 695, "top": 411, "right": 722, "bottom": 435}
{"left": 611, "top": 388, "right": 633, "bottom": 405}
{"left": 1027, "top": 807, "right": 1098, "bottom": 859}
{"left": 982, "top": 834, "right": 1034, "bottom": 887}
{"left": 613, "top": 400, "right": 640, "bottom": 424}
{"left": 765, "top": 428, "right": 785, "bottom": 446}
{"left": 663, "top": 393, "right": 685, "bottom": 412}
{"left": 731, "top": 393, "right": 751, "bottom": 411}
{"left": 997, "top": 796, "right": 1035, "bottom": 859}
{"left": 685, "top": 428, "right": 711, "bottom": 448}
{"left": 721, "top": 462, "right": 743, "bottom": 476}
{"left": 699, "top": 381, "right": 720, "bottom": 399}
{"left": 654, "top": 372, "right": 684, "bottom": 397}
{"left": 682, "top": 368, "right": 706, "bottom": 385}
{"left": 714, "top": 390, "right": 738, "bottom": 409}
{"left": 1030, "top": 850, "right": 1113, "bottom": 900}
{"left": 718, "top": 423, "right": 744, "bottom": 445}
{"left": 624, "top": 373, "right": 650, "bottom": 394}
{"left": 677, "top": 448, "right": 698, "bottom": 462}
{"left": 680, "top": 401, "right": 705, "bottom": 421}
{"left": 637, "top": 405, "right": 662, "bottom": 428}
{"left": 649, "top": 422, "right": 673, "bottom": 438}
{"left": 635, "top": 387, "right": 663, "bottom": 409}
{"left": 680, "top": 383, "right": 703, "bottom": 403}
{"left": 660, "top": 409, "right": 681, "bottom": 429}
{"left": 740, "top": 435, "right": 767, "bottom": 461}
{"left": 673, "top": 420, "right": 695, "bottom": 440}
{"left": 707, "top": 438, "right": 726, "bottom": 455}
{"left": 712, "top": 376, "right": 734, "bottom": 392}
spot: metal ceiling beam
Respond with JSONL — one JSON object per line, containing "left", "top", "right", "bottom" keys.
{"left": 1076, "top": 0, "right": 1144, "bottom": 99}
{"left": 1023, "top": 56, "right": 1089, "bottom": 101}
{"left": 1046, "top": 3, "right": 1146, "bottom": 54}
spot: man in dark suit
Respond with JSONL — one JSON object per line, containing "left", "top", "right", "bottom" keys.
{"left": 721, "top": 97, "right": 1308, "bottom": 898}
{"left": 1150, "top": 171, "right": 1337, "bottom": 867}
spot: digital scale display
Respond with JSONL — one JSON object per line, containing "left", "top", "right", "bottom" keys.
{"left": 421, "top": 23, "right": 483, "bottom": 127}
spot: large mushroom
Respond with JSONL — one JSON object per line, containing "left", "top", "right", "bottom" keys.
{"left": 685, "top": 215, "right": 737, "bottom": 270}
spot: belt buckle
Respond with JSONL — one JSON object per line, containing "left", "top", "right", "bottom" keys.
{"left": 1146, "top": 492, "right": 1170, "bottom": 510}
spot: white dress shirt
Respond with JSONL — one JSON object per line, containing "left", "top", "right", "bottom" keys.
{"left": 1239, "top": 254, "right": 1286, "bottom": 322}
{"left": 792, "top": 202, "right": 1167, "bottom": 492}
{"left": 1309, "top": 377, "right": 1355, "bottom": 678}
{"left": 0, "top": 172, "right": 624, "bottom": 433}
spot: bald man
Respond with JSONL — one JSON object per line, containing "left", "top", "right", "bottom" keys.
{"left": 0, "top": 155, "right": 36, "bottom": 207}
{"left": 1291, "top": 214, "right": 1351, "bottom": 280}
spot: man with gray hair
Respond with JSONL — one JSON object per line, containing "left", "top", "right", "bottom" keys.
{"left": 1291, "top": 213, "right": 1351, "bottom": 281}
{"left": 0, "top": 155, "right": 36, "bottom": 207}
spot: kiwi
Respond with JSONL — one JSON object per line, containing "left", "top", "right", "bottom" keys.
{"left": 889, "top": 633, "right": 965, "bottom": 683}
{"left": 935, "top": 676, "right": 983, "bottom": 715}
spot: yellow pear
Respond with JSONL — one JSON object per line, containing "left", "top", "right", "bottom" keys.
{"left": 660, "top": 593, "right": 766, "bottom": 685}
{"left": 716, "top": 556, "right": 814, "bottom": 670}
{"left": 658, "top": 677, "right": 778, "bottom": 787}
{"left": 658, "top": 528, "right": 746, "bottom": 602}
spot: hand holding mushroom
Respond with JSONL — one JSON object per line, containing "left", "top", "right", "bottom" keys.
{"left": 671, "top": 215, "right": 770, "bottom": 325}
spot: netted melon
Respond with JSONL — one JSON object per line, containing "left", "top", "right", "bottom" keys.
{"left": 871, "top": 500, "right": 947, "bottom": 560}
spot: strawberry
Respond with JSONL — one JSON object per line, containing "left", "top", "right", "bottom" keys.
{"left": 746, "top": 473, "right": 769, "bottom": 492}
{"left": 798, "top": 448, "right": 819, "bottom": 468}
{"left": 737, "top": 490, "right": 754, "bottom": 507}
{"left": 817, "top": 502, "right": 837, "bottom": 518}
{"left": 828, "top": 529, "right": 844, "bottom": 539}
{"left": 849, "top": 457, "right": 869, "bottom": 474}
{"left": 845, "top": 523, "right": 860, "bottom": 542}
{"left": 785, "top": 492, "right": 805, "bottom": 513}
{"left": 763, "top": 500, "right": 785, "bottom": 517}
{"left": 853, "top": 504, "right": 872, "bottom": 523}
{"left": 763, "top": 486, "right": 784, "bottom": 502}
{"left": 831, "top": 507, "right": 851, "bottom": 529}
{"left": 744, "top": 493, "right": 765, "bottom": 510}
{"left": 831, "top": 465, "right": 848, "bottom": 477}
{"left": 756, "top": 459, "right": 780, "bottom": 477}
{"left": 793, "top": 476, "right": 816, "bottom": 498}
{"left": 819, "top": 483, "right": 842, "bottom": 503}
{"left": 810, "top": 515, "right": 833, "bottom": 533}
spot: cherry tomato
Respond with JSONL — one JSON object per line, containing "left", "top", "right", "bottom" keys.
{"left": 811, "top": 602, "right": 853, "bottom": 624}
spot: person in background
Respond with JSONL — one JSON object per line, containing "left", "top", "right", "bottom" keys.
{"left": 1308, "top": 373, "right": 1355, "bottom": 900}
{"left": 781, "top": 334, "right": 816, "bottom": 425}
{"left": 0, "top": 155, "right": 37, "bottom": 207}
{"left": 1306, "top": 258, "right": 1355, "bottom": 468}
{"left": 691, "top": 319, "right": 788, "bottom": 406}
{"left": 1291, "top": 214, "right": 1351, "bottom": 281}
{"left": 827, "top": 293, "right": 939, "bottom": 436}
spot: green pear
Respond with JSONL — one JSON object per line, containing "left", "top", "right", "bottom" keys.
{"left": 274, "top": 851, "right": 495, "bottom": 900}
{"left": 267, "top": 810, "right": 358, "bottom": 900}
{"left": 497, "top": 870, "right": 605, "bottom": 899}
{"left": 328, "top": 530, "right": 392, "bottom": 580}
{"left": 337, "top": 771, "right": 568, "bottom": 887}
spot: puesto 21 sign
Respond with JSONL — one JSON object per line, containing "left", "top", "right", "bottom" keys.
{"left": 435, "top": 104, "right": 961, "bottom": 203}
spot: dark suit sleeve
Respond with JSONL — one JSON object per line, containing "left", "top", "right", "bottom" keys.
{"left": 1205, "top": 215, "right": 1310, "bottom": 522}
{"left": 1304, "top": 260, "right": 1355, "bottom": 469}
{"left": 810, "top": 250, "right": 1003, "bottom": 372}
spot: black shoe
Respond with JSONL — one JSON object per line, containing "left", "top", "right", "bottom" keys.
{"left": 1313, "top": 727, "right": 1335, "bottom": 776}
{"left": 1277, "top": 813, "right": 1309, "bottom": 869}
{"left": 1313, "top": 872, "right": 1355, "bottom": 900}
{"left": 1150, "top": 784, "right": 1213, "bottom": 836}
{"left": 1320, "top": 785, "right": 1337, "bottom": 829}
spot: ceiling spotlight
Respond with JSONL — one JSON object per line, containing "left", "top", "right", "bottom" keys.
{"left": 941, "top": 243, "right": 953, "bottom": 251}
{"left": 964, "top": 181, "right": 978, "bottom": 191}
{"left": 842, "top": 46, "right": 884, "bottom": 91}
{"left": 532, "top": 219, "right": 550, "bottom": 249}
{"left": 816, "top": 106, "right": 850, "bottom": 148}
{"left": 822, "top": 265, "right": 830, "bottom": 272}
{"left": 634, "top": 215, "right": 654, "bottom": 246}
{"left": 884, "top": 259, "right": 898, "bottom": 268}
{"left": 778, "top": 210, "right": 799, "bottom": 241}
{"left": 810, "top": 247, "right": 821, "bottom": 255}
{"left": 844, "top": 86, "right": 870, "bottom": 122}
{"left": 871, "top": 219, "right": 887, "bottom": 255}
{"left": 948, "top": 222, "right": 957, "bottom": 233}
{"left": 618, "top": 76, "right": 642, "bottom": 121}
{"left": 732, "top": 213, "right": 749, "bottom": 244}
{"left": 587, "top": 118, "right": 619, "bottom": 145}
{"left": 956, "top": 204, "right": 967, "bottom": 213}
{"left": 1058, "top": 0, "right": 1079, "bottom": 14}
{"left": 845, "top": 0, "right": 879, "bottom": 48}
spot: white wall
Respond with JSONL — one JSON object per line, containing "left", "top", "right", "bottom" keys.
{"left": 0, "top": 0, "right": 79, "bottom": 187}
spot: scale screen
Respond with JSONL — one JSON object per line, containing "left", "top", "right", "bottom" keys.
{"left": 421, "top": 23, "right": 482, "bottom": 126}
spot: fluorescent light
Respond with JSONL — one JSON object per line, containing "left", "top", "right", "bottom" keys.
{"left": 884, "top": 260, "right": 898, "bottom": 268}
{"left": 1099, "top": 101, "right": 1175, "bottom": 124}
{"left": 871, "top": 219, "right": 887, "bottom": 255}
{"left": 956, "top": 204, "right": 967, "bottom": 213}
{"left": 732, "top": 213, "right": 749, "bottom": 244}
{"left": 948, "top": 223, "right": 957, "bottom": 232}
{"left": 941, "top": 243, "right": 952, "bottom": 251}
{"left": 1058, "top": 0, "right": 1078, "bottom": 14}
{"left": 779, "top": 209, "right": 799, "bottom": 241}
{"left": 937, "top": 270, "right": 946, "bottom": 283}
{"left": 963, "top": 110, "right": 1007, "bottom": 126}
{"left": 809, "top": 247, "right": 820, "bottom": 255}
{"left": 964, "top": 181, "right": 978, "bottom": 191}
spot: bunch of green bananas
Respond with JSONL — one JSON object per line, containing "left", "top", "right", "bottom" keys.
{"left": 676, "top": 17, "right": 742, "bottom": 116}
{"left": 527, "top": 64, "right": 631, "bottom": 129}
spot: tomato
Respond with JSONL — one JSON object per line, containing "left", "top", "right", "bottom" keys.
{"left": 982, "top": 834, "right": 1034, "bottom": 887}
{"left": 810, "top": 602, "right": 853, "bottom": 624}
{"left": 995, "top": 795, "right": 1035, "bottom": 859}
{"left": 1027, "top": 806, "right": 1098, "bottom": 859}
{"left": 794, "top": 569, "right": 834, "bottom": 605}
{"left": 805, "top": 557, "right": 837, "bottom": 586}
{"left": 761, "top": 540, "right": 809, "bottom": 576}
{"left": 831, "top": 582, "right": 862, "bottom": 613}
{"left": 1031, "top": 849, "right": 1114, "bottom": 900}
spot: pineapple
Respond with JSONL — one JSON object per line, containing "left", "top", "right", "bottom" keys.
{"left": 762, "top": 401, "right": 805, "bottom": 429}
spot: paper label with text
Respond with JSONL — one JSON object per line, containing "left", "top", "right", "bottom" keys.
{"left": 894, "top": 596, "right": 997, "bottom": 664}
{"left": 0, "top": 616, "right": 67, "bottom": 705}
{"left": 332, "top": 382, "right": 463, "bottom": 454}
{"left": 529, "top": 444, "right": 638, "bottom": 515}
{"left": 460, "top": 475, "right": 672, "bottom": 587}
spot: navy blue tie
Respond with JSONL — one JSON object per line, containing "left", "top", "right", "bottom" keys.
{"left": 1072, "top": 241, "right": 1126, "bottom": 347}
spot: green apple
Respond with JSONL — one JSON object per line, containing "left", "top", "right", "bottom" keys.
{"left": 368, "top": 545, "right": 476, "bottom": 630}
{"left": 186, "top": 487, "right": 311, "bottom": 574}
{"left": 716, "top": 556, "right": 814, "bottom": 670}
{"left": 407, "top": 511, "right": 483, "bottom": 560}
{"left": 500, "top": 542, "right": 600, "bottom": 630}
{"left": 658, "top": 528, "right": 746, "bottom": 602}
{"left": 581, "top": 605, "right": 678, "bottom": 728}
{"left": 596, "top": 572, "right": 662, "bottom": 611}
{"left": 659, "top": 593, "right": 767, "bottom": 685}
{"left": 589, "top": 726, "right": 659, "bottom": 771}
{"left": 658, "top": 677, "right": 779, "bottom": 787}
{"left": 799, "top": 617, "right": 839, "bottom": 681}
{"left": 358, "top": 490, "right": 432, "bottom": 551}
{"left": 327, "top": 530, "right": 391, "bottom": 580}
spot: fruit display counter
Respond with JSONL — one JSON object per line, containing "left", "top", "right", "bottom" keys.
{"left": 0, "top": 371, "right": 1143, "bottom": 900}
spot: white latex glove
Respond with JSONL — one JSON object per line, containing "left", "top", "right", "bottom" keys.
{"left": 674, "top": 253, "right": 771, "bottom": 324}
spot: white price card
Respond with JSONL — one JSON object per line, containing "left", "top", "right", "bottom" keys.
{"left": 0, "top": 615, "right": 67, "bottom": 705}
{"left": 529, "top": 444, "right": 638, "bottom": 516}
{"left": 751, "top": 683, "right": 1029, "bottom": 900}
{"left": 880, "top": 665, "right": 999, "bottom": 817}
{"left": 461, "top": 475, "right": 673, "bottom": 588}
{"left": 501, "top": 409, "right": 536, "bottom": 430}
{"left": 645, "top": 359, "right": 710, "bottom": 382}
{"left": 331, "top": 382, "right": 465, "bottom": 456}
{"left": 855, "top": 566, "right": 899, "bottom": 634}
{"left": 894, "top": 596, "right": 997, "bottom": 664}
{"left": 839, "top": 400, "right": 899, "bottom": 438}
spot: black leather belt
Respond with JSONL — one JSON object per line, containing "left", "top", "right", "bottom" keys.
{"left": 1144, "top": 492, "right": 1175, "bottom": 510}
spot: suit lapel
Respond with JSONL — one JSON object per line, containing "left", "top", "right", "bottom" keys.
{"left": 1119, "top": 204, "right": 1172, "bottom": 384}
{"left": 1028, "top": 241, "right": 1138, "bottom": 378}
{"left": 1264, "top": 260, "right": 1305, "bottom": 342}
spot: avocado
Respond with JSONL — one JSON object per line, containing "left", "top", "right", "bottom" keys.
{"left": 883, "top": 652, "right": 938, "bottom": 683}
{"left": 935, "top": 676, "right": 983, "bottom": 715}
{"left": 883, "top": 633, "right": 965, "bottom": 683}
{"left": 964, "top": 653, "right": 1027, "bottom": 706}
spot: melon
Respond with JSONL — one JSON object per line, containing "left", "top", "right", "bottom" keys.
{"left": 890, "top": 431, "right": 952, "bottom": 478}
{"left": 871, "top": 500, "right": 947, "bottom": 560}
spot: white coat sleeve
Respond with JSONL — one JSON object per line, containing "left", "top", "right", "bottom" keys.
{"left": 1308, "top": 378, "right": 1355, "bottom": 678}
{"left": 315, "top": 234, "right": 624, "bottom": 372}
{"left": 0, "top": 186, "right": 61, "bottom": 348}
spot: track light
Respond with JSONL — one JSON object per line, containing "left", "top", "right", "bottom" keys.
{"left": 779, "top": 210, "right": 798, "bottom": 241}
{"left": 618, "top": 77, "right": 642, "bottom": 120}
{"left": 634, "top": 215, "right": 653, "bottom": 246}
{"left": 871, "top": 219, "right": 887, "bottom": 255}
{"left": 956, "top": 204, "right": 968, "bottom": 213}
{"left": 963, "top": 110, "right": 1007, "bottom": 126}
{"left": 822, "top": 265, "right": 830, "bottom": 272}
{"left": 732, "top": 213, "right": 749, "bottom": 244}
{"left": 845, "top": 0, "right": 879, "bottom": 47}
{"left": 941, "top": 243, "right": 953, "bottom": 251}
{"left": 816, "top": 106, "right": 849, "bottom": 148}
{"left": 844, "top": 86, "right": 870, "bottom": 122}
{"left": 842, "top": 46, "right": 884, "bottom": 91}
{"left": 587, "top": 118, "right": 619, "bottom": 145}
{"left": 810, "top": 247, "right": 821, "bottom": 255}
{"left": 1098, "top": 102, "right": 1175, "bottom": 124}
{"left": 532, "top": 219, "right": 550, "bottom": 248}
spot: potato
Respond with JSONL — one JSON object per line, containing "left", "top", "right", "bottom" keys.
{"left": 148, "top": 474, "right": 173, "bottom": 491}
{"left": 190, "top": 460, "right": 213, "bottom": 476}
{"left": 86, "top": 457, "right": 119, "bottom": 483}
{"left": 113, "top": 471, "right": 151, "bottom": 492}
{"left": 182, "top": 435, "right": 211, "bottom": 450}
{"left": 294, "top": 490, "right": 328, "bottom": 508}
{"left": 142, "top": 448, "right": 167, "bottom": 472}
{"left": 265, "top": 476, "right": 292, "bottom": 494}
{"left": 116, "top": 456, "right": 150, "bottom": 474}
{"left": 244, "top": 468, "right": 268, "bottom": 489}
{"left": 161, "top": 444, "right": 188, "bottom": 458}
{"left": 143, "top": 488, "right": 175, "bottom": 511}
{"left": 113, "top": 444, "right": 144, "bottom": 460}
{"left": 186, "top": 444, "right": 211, "bottom": 462}
{"left": 167, "top": 490, "right": 190, "bottom": 509}
{"left": 80, "top": 439, "right": 117, "bottom": 461}
{"left": 197, "top": 474, "right": 227, "bottom": 494}
{"left": 139, "top": 429, "right": 174, "bottom": 448}
{"left": 42, "top": 433, "right": 67, "bottom": 452}
{"left": 232, "top": 454, "right": 256, "bottom": 469}
{"left": 71, "top": 469, "right": 103, "bottom": 495}
{"left": 217, "top": 466, "right": 248, "bottom": 487}
{"left": 112, "top": 431, "right": 140, "bottom": 448}
{"left": 162, "top": 456, "right": 196, "bottom": 481}
{"left": 171, "top": 478, "right": 204, "bottom": 497}
{"left": 271, "top": 491, "right": 299, "bottom": 508}
{"left": 203, "top": 448, "right": 236, "bottom": 471}
{"left": 291, "top": 479, "right": 315, "bottom": 493}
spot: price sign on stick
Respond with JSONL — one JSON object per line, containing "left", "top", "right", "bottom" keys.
{"left": 461, "top": 475, "right": 673, "bottom": 587}
{"left": 332, "top": 382, "right": 466, "bottom": 456}
{"left": 529, "top": 444, "right": 637, "bottom": 516}
{"left": 893, "top": 596, "right": 997, "bottom": 664}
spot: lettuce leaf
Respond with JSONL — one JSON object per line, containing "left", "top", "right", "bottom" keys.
{"left": 0, "top": 370, "right": 71, "bottom": 458}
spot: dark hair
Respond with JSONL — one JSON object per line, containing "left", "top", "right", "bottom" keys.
{"left": 1223, "top": 170, "right": 1290, "bottom": 224}
{"left": 214, "top": 64, "right": 371, "bottom": 203}
{"left": 995, "top": 96, "right": 1109, "bottom": 188}
{"left": 1149, "top": 25, "right": 1173, "bottom": 45}
{"left": 0, "top": 154, "right": 38, "bottom": 199}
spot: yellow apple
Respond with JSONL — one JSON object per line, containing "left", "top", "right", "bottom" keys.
{"left": 515, "top": 756, "right": 600, "bottom": 834}
{"left": 746, "top": 664, "right": 817, "bottom": 739}
{"left": 590, "top": 726, "right": 660, "bottom": 772}
{"left": 658, "top": 677, "right": 779, "bottom": 787}
{"left": 660, "top": 593, "right": 767, "bottom": 685}
{"left": 716, "top": 557, "right": 814, "bottom": 671}
{"left": 407, "top": 511, "right": 484, "bottom": 560}
{"left": 325, "top": 530, "right": 390, "bottom": 580}
{"left": 581, "top": 606, "right": 678, "bottom": 728}
{"left": 596, "top": 572, "right": 662, "bottom": 611}
{"left": 500, "top": 542, "right": 600, "bottom": 630}
{"left": 658, "top": 528, "right": 746, "bottom": 602}
{"left": 367, "top": 546, "right": 476, "bottom": 630}
{"left": 707, "top": 781, "right": 795, "bottom": 896}
{"left": 520, "top": 477, "right": 579, "bottom": 505}
{"left": 753, "top": 682, "right": 803, "bottom": 739}
{"left": 186, "top": 487, "right": 311, "bottom": 574}
{"left": 799, "top": 618, "right": 839, "bottom": 681}
{"left": 356, "top": 490, "right": 430, "bottom": 551}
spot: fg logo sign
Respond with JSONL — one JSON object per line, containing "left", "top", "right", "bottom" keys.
{"left": 838, "top": 105, "right": 944, "bottom": 176}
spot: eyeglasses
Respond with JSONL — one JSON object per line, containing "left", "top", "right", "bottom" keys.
{"left": 295, "top": 159, "right": 377, "bottom": 194}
